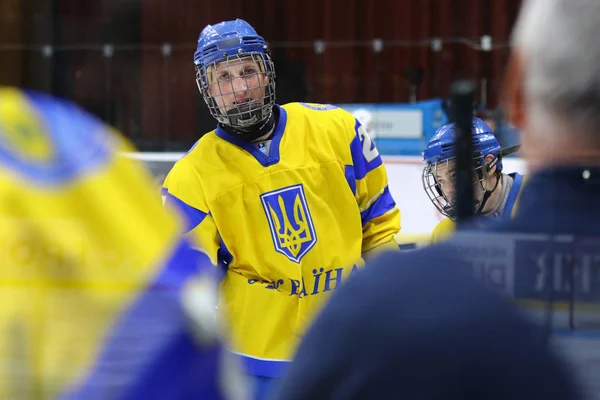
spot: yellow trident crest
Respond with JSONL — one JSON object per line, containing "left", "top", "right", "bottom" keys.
{"left": 268, "top": 193, "right": 313, "bottom": 258}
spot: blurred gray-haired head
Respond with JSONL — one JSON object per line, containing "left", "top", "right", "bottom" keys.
{"left": 512, "top": 0, "right": 600, "bottom": 139}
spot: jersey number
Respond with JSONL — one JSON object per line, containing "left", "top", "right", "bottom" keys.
{"left": 358, "top": 125, "right": 379, "bottom": 162}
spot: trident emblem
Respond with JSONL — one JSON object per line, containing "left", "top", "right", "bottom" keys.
{"left": 269, "top": 194, "right": 312, "bottom": 257}
{"left": 260, "top": 184, "right": 317, "bottom": 263}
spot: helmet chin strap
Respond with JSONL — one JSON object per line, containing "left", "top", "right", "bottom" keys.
{"left": 444, "top": 160, "right": 501, "bottom": 222}
{"left": 220, "top": 106, "right": 276, "bottom": 142}
{"left": 446, "top": 172, "right": 500, "bottom": 222}
{"left": 474, "top": 172, "right": 501, "bottom": 215}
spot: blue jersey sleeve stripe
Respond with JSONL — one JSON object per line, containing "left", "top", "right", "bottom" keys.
{"left": 62, "top": 238, "right": 225, "bottom": 400}
{"left": 344, "top": 165, "right": 357, "bottom": 196}
{"left": 163, "top": 191, "right": 208, "bottom": 232}
{"left": 360, "top": 186, "right": 396, "bottom": 226}
{"left": 234, "top": 353, "right": 291, "bottom": 378}
{"left": 350, "top": 120, "right": 383, "bottom": 180}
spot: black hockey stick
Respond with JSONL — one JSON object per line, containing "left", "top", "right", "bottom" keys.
{"left": 449, "top": 80, "right": 477, "bottom": 225}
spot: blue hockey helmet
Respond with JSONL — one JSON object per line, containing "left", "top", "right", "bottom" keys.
{"left": 421, "top": 118, "right": 503, "bottom": 221}
{"left": 193, "top": 19, "right": 276, "bottom": 132}
{"left": 423, "top": 117, "right": 502, "bottom": 170}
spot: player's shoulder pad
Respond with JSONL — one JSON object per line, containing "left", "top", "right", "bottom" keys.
{"left": 174, "top": 131, "right": 217, "bottom": 169}
{"left": 286, "top": 102, "right": 353, "bottom": 119}
{"left": 163, "top": 136, "right": 210, "bottom": 190}
{"left": 297, "top": 102, "right": 339, "bottom": 111}
{"left": 284, "top": 102, "right": 357, "bottom": 136}
{"left": 0, "top": 88, "right": 114, "bottom": 186}
{"left": 187, "top": 128, "right": 224, "bottom": 157}
{"left": 431, "top": 217, "right": 456, "bottom": 243}
{"left": 435, "top": 218, "right": 456, "bottom": 232}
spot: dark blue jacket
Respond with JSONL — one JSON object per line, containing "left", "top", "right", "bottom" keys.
{"left": 273, "top": 166, "right": 596, "bottom": 400}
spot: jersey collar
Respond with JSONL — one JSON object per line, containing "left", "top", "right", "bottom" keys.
{"left": 215, "top": 105, "right": 287, "bottom": 167}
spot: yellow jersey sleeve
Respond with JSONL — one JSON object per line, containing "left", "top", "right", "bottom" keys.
{"left": 162, "top": 153, "right": 223, "bottom": 266}
{"left": 431, "top": 218, "right": 457, "bottom": 243}
{"left": 345, "top": 114, "right": 401, "bottom": 254}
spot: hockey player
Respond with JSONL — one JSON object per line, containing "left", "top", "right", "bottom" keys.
{"left": 0, "top": 88, "right": 243, "bottom": 399}
{"left": 162, "top": 18, "right": 401, "bottom": 399}
{"left": 422, "top": 117, "right": 525, "bottom": 242}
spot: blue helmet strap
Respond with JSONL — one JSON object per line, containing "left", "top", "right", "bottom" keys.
{"left": 475, "top": 162, "right": 501, "bottom": 215}
{"left": 486, "top": 155, "right": 499, "bottom": 172}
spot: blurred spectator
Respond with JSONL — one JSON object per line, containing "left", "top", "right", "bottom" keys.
{"left": 273, "top": 0, "right": 594, "bottom": 398}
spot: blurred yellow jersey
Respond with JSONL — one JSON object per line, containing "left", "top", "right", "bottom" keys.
{"left": 0, "top": 88, "right": 231, "bottom": 399}
{"left": 431, "top": 173, "right": 526, "bottom": 243}
{"left": 430, "top": 218, "right": 457, "bottom": 243}
{"left": 163, "top": 102, "right": 401, "bottom": 377}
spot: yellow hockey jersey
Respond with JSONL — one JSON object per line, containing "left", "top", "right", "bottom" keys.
{"left": 431, "top": 173, "right": 526, "bottom": 243}
{"left": 0, "top": 88, "right": 228, "bottom": 399}
{"left": 163, "top": 102, "right": 401, "bottom": 377}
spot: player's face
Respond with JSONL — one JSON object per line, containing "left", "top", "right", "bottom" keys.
{"left": 435, "top": 155, "right": 497, "bottom": 209}
{"left": 435, "top": 160, "right": 482, "bottom": 206}
{"left": 435, "top": 161, "right": 457, "bottom": 204}
{"left": 207, "top": 56, "right": 269, "bottom": 115}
